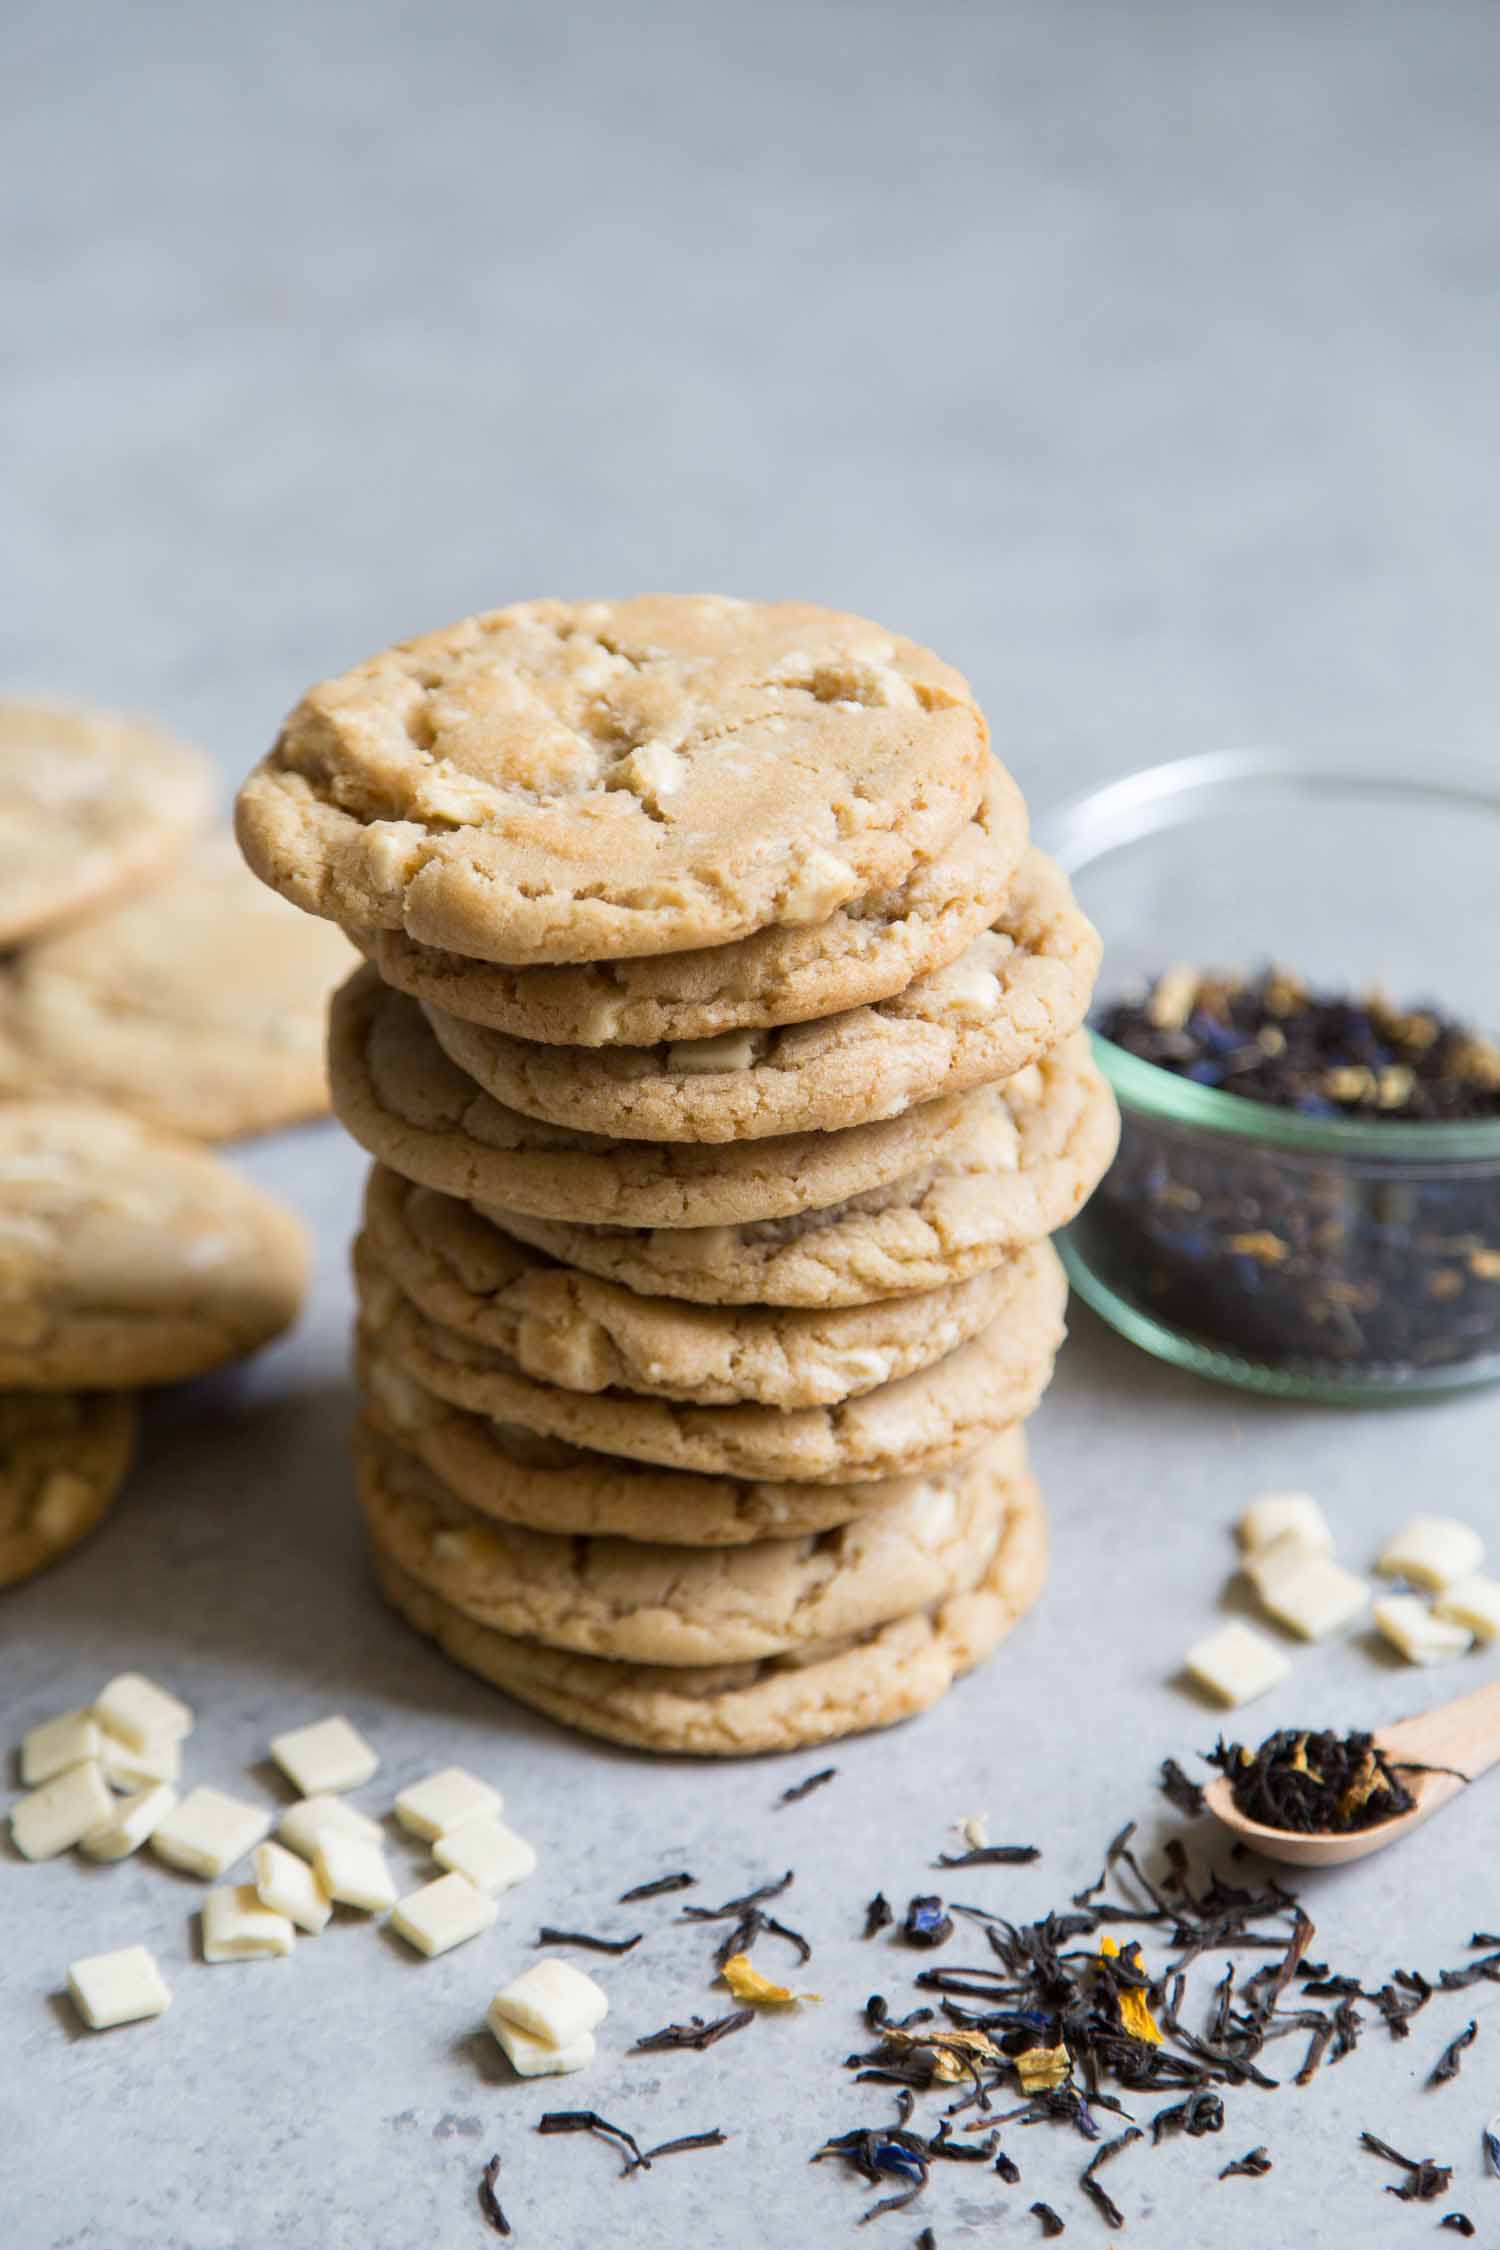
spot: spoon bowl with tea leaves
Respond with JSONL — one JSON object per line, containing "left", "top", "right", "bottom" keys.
{"left": 1204, "top": 1679, "right": 1500, "bottom": 1869}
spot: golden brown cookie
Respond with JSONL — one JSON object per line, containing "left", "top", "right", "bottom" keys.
{"left": 0, "top": 701, "right": 212, "bottom": 946}
{"left": 421, "top": 850, "right": 1100, "bottom": 1143}
{"left": 0, "top": 1390, "right": 138, "bottom": 1590}
{"left": 237, "top": 596, "right": 1000, "bottom": 964}
{"left": 350, "top": 767, "right": 1027, "bottom": 1044}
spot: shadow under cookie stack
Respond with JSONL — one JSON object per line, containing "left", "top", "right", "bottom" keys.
{"left": 236, "top": 598, "right": 1118, "bottom": 1757}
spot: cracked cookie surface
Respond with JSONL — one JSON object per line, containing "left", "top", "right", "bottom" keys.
{"left": 423, "top": 850, "right": 1100, "bottom": 1143}
{"left": 237, "top": 595, "right": 998, "bottom": 965}
{"left": 0, "top": 1390, "right": 139, "bottom": 1589}
{"left": 351, "top": 767, "right": 1026, "bottom": 1044}
{"left": 0, "top": 1104, "right": 309, "bottom": 1387}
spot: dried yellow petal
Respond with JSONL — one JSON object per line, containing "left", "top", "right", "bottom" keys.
{"left": 1101, "top": 1937, "right": 1164, "bottom": 2047}
{"left": 1015, "top": 2043, "right": 1071, "bottom": 2092}
{"left": 719, "top": 1952, "right": 818, "bottom": 2008}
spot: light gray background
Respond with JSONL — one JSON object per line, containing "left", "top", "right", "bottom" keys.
{"left": 5, "top": 3, "right": 1500, "bottom": 2244}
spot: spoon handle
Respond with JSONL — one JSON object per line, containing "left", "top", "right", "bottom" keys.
{"left": 1380, "top": 1677, "right": 1500, "bottom": 1782}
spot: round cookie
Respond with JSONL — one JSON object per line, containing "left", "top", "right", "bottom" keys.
{"left": 238, "top": 596, "right": 999, "bottom": 965}
{"left": 423, "top": 849, "right": 1100, "bottom": 1144}
{"left": 330, "top": 966, "right": 984, "bottom": 1228}
{"left": 0, "top": 1390, "right": 138, "bottom": 1590}
{"left": 368, "top": 1469, "right": 1047, "bottom": 1755}
{"left": 351, "top": 768, "right": 1027, "bottom": 1046}
{"left": 356, "top": 1426, "right": 1017, "bottom": 1664}
{"left": 358, "top": 1335, "right": 1028, "bottom": 1544}
{"left": 364, "top": 1165, "right": 1025, "bottom": 1411}
{"left": 0, "top": 1104, "right": 309, "bottom": 1388}
{"left": 0, "top": 702, "right": 213, "bottom": 948}
{"left": 357, "top": 1234, "right": 1067, "bottom": 1486}
{"left": 0, "top": 835, "right": 355, "bottom": 1140}
{"left": 482, "top": 1035, "right": 1119, "bottom": 1306}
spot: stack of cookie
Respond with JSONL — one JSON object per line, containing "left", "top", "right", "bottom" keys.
{"left": 237, "top": 597, "right": 1117, "bottom": 1755}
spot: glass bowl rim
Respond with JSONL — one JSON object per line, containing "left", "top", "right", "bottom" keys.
{"left": 1040, "top": 749, "right": 1500, "bottom": 1163}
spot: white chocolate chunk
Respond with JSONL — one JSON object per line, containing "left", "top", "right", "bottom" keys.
{"left": 394, "top": 1766, "right": 503, "bottom": 1842}
{"left": 20, "top": 1709, "right": 101, "bottom": 1786}
{"left": 609, "top": 740, "right": 686, "bottom": 806}
{"left": 392, "top": 1873, "right": 499, "bottom": 1958}
{"left": 1434, "top": 1574, "right": 1500, "bottom": 1642}
{"left": 99, "top": 1731, "right": 182, "bottom": 1792}
{"left": 1244, "top": 1532, "right": 1320, "bottom": 1605}
{"left": 489, "top": 1959, "right": 608, "bottom": 2048}
{"left": 82, "top": 1783, "right": 177, "bottom": 1862}
{"left": 1374, "top": 1595, "right": 1474, "bottom": 1666}
{"left": 1237, "top": 1492, "right": 1334, "bottom": 1559}
{"left": 489, "top": 2012, "right": 596, "bottom": 2078}
{"left": 1377, "top": 1515, "right": 1485, "bottom": 1591}
{"left": 202, "top": 1884, "right": 296, "bottom": 1962}
{"left": 315, "top": 1830, "right": 397, "bottom": 1913}
{"left": 253, "top": 1841, "right": 333, "bottom": 1934}
{"left": 94, "top": 1672, "right": 193, "bottom": 1750}
{"left": 269, "top": 1715, "right": 379, "bottom": 1796}
{"left": 1258, "top": 1556, "right": 1369, "bottom": 1641}
{"left": 1184, "top": 1621, "right": 1292, "bottom": 1708}
{"left": 150, "top": 1787, "right": 272, "bottom": 1880}
{"left": 666, "top": 1030, "right": 758, "bottom": 1076}
{"left": 778, "top": 846, "right": 858, "bottom": 924}
{"left": 277, "top": 1794, "right": 384, "bottom": 1861}
{"left": 68, "top": 1945, "right": 171, "bottom": 2031}
{"left": 11, "top": 1759, "right": 114, "bottom": 1860}
{"left": 433, "top": 1817, "right": 537, "bottom": 1897}
{"left": 933, "top": 959, "right": 1004, "bottom": 1022}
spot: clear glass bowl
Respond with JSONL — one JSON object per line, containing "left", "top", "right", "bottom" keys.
{"left": 1041, "top": 752, "right": 1500, "bottom": 1402}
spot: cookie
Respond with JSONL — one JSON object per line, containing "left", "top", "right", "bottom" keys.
{"left": 0, "top": 835, "right": 354, "bottom": 1141}
{"left": 481, "top": 1035, "right": 1118, "bottom": 1306}
{"left": 0, "top": 1390, "right": 138, "bottom": 1590}
{"left": 358, "top": 1332, "right": 1027, "bottom": 1544}
{"left": 357, "top": 1425, "right": 1019, "bottom": 1664}
{"left": 363, "top": 1164, "right": 1026, "bottom": 1410}
{"left": 0, "top": 1104, "right": 309, "bottom": 1388}
{"left": 331, "top": 966, "right": 985, "bottom": 1228}
{"left": 237, "top": 596, "right": 999, "bottom": 965}
{"left": 368, "top": 1471, "right": 1047, "bottom": 1755}
{"left": 357, "top": 1234, "right": 1066, "bottom": 1486}
{"left": 0, "top": 701, "right": 213, "bottom": 947}
{"left": 350, "top": 767, "right": 1027, "bottom": 1046}
{"left": 422, "top": 849, "right": 1100, "bottom": 1144}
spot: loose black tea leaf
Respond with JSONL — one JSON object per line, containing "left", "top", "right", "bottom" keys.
{"left": 903, "top": 1896, "right": 954, "bottom": 1948}
{"left": 779, "top": 1767, "right": 837, "bottom": 1806}
{"left": 1151, "top": 2092, "right": 1224, "bottom": 2142}
{"left": 630, "top": 2010, "right": 754, "bottom": 2054}
{"left": 1428, "top": 2021, "right": 1478, "bottom": 2085}
{"left": 1031, "top": 2201, "right": 1066, "bottom": 2236}
{"left": 477, "top": 2154, "right": 510, "bottom": 2237}
{"left": 1440, "top": 2217, "right": 1476, "bottom": 2237}
{"left": 1209, "top": 1731, "right": 1416, "bottom": 1836}
{"left": 1080, "top": 2128, "right": 1142, "bottom": 2229}
{"left": 1219, "top": 2147, "right": 1272, "bottom": 2180}
{"left": 636, "top": 2130, "right": 727, "bottom": 2166}
{"left": 535, "top": 1926, "right": 643, "bottom": 1955}
{"left": 1485, "top": 2113, "right": 1500, "bottom": 2176}
{"left": 619, "top": 1871, "right": 695, "bottom": 1902}
{"left": 1158, "top": 1758, "right": 1207, "bottom": 1818}
{"left": 937, "top": 1845, "right": 1042, "bottom": 1868}
{"left": 995, "top": 2150, "right": 1021, "bottom": 2183}
{"left": 864, "top": 1893, "right": 895, "bottom": 1940}
{"left": 916, "top": 2232, "right": 938, "bottom": 2250}
{"left": 537, "top": 2110, "right": 648, "bottom": 2177}
{"left": 1359, "top": 2131, "right": 1453, "bottom": 2202}
{"left": 680, "top": 1872, "right": 810, "bottom": 1967}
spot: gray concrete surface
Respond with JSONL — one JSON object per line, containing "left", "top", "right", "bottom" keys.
{"left": 4, "top": 2, "right": 1500, "bottom": 2243}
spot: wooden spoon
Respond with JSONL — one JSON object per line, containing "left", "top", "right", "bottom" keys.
{"left": 1204, "top": 1677, "right": 1500, "bottom": 1868}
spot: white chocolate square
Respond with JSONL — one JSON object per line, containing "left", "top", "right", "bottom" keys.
{"left": 1377, "top": 1515, "right": 1485, "bottom": 1591}
{"left": 1434, "top": 1574, "right": 1500, "bottom": 1642}
{"left": 99, "top": 1731, "right": 182, "bottom": 1793}
{"left": 778, "top": 846, "right": 857, "bottom": 924}
{"left": 1184, "top": 1622, "right": 1292, "bottom": 1708}
{"left": 269, "top": 1715, "right": 379, "bottom": 1796}
{"left": 20, "top": 1709, "right": 101, "bottom": 1786}
{"left": 1237, "top": 1492, "right": 1334, "bottom": 1558}
{"left": 94, "top": 1672, "right": 193, "bottom": 1750}
{"left": 433, "top": 1818, "right": 537, "bottom": 1897}
{"left": 489, "top": 2013, "right": 596, "bottom": 2078}
{"left": 82, "top": 1783, "right": 177, "bottom": 1862}
{"left": 68, "top": 1945, "right": 171, "bottom": 2031}
{"left": 253, "top": 1840, "right": 333, "bottom": 1934}
{"left": 12, "top": 1759, "right": 114, "bottom": 1860}
{"left": 277, "top": 1794, "right": 384, "bottom": 1861}
{"left": 315, "top": 1830, "right": 397, "bottom": 1913}
{"left": 1374, "top": 1594, "right": 1474, "bottom": 1666}
{"left": 202, "top": 1883, "right": 296, "bottom": 1962}
{"left": 490, "top": 1959, "right": 608, "bottom": 2047}
{"left": 1244, "top": 1533, "right": 1320, "bottom": 1605}
{"left": 1258, "top": 1556, "right": 1370, "bottom": 1641}
{"left": 151, "top": 1787, "right": 272, "bottom": 1879}
{"left": 394, "top": 1766, "right": 503, "bottom": 1841}
{"left": 666, "top": 1030, "right": 758, "bottom": 1076}
{"left": 392, "top": 1873, "right": 499, "bottom": 1958}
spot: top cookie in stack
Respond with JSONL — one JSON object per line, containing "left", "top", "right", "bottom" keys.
{"left": 238, "top": 597, "right": 1116, "bottom": 1755}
